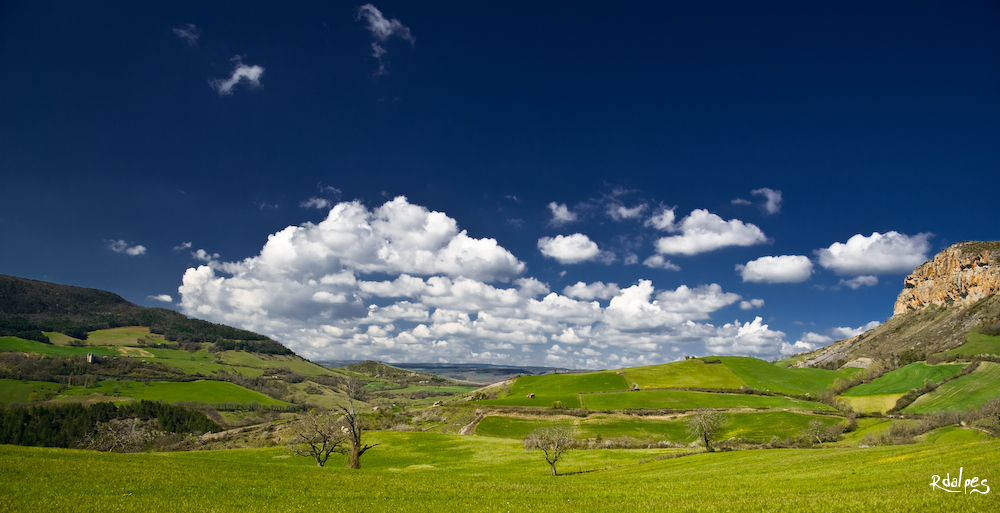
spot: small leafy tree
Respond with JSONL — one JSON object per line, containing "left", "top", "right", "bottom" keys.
{"left": 524, "top": 426, "right": 574, "bottom": 476}
{"left": 287, "top": 409, "right": 344, "bottom": 467}
{"left": 686, "top": 409, "right": 728, "bottom": 452}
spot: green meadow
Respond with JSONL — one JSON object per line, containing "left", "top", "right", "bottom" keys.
{"left": 943, "top": 329, "right": 1000, "bottom": 359}
{"left": 0, "top": 379, "right": 286, "bottom": 406}
{"left": 474, "top": 411, "right": 843, "bottom": 444}
{"left": 581, "top": 389, "right": 836, "bottom": 411}
{"left": 2, "top": 431, "right": 997, "bottom": 512}
{"left": 720, "top": 357, "right": 861, "bottom": 396}
{"left": 842, "top": 362, "right": 965, "bottom": 396}
{"left": 622, "top": 359, "right": 745, "bottom": 389}
{"left": 0, "top": 337, "right": 118, "bottom": 357}
{"left": 475, "top": 371, "right": 629, "bottom": 408}
{"left": 904, "top": 362, "right": 1000, "bottom": 413}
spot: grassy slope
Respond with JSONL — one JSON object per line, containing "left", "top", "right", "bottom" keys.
{"left": 0, "top": 379, "right": 289, "bottom": 406}
{"left": 904, "top": 362, "right": 1000, "bottom": 413}
{"left": 0, "top": 336, "right": 118, "bottom": 356}
{"left": 475, "top": 372, "right": 629, "bottom": 408}
{"left": 476, "top": 411, "right": 841, "bottom": 443}
{"left": 838, "top": 394, "right": 904, "bottom": 414}
{"left": 842, "top": 362, "right": 965, "bottom": 396}
{"left": 944, "top": 328, "right": 1000, "bottom": 358}
{"left": 2, "top": 432, "right": 997, "bottom": 512}
{"left": 582, "top": 389, "right": 836, "bottom": 411}
{"left": 623, "top": 359, "right": 745, "bottom": 389}
{"left": 720, "top": 357, "right": 861, "bottom": 396}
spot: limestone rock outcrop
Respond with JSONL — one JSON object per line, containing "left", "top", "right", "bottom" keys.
{"left": 893, "top": 241, "right": 1000, "bottom": 316}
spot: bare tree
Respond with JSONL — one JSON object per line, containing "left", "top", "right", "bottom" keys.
{"left": 80, "top": 418, "right": 161, "bottom": 453}
{"left": 287, "top": 409, "right": 345, "bottom": 467}
{"left": 686, "top": 410, "right": 728, "bottom": 452}
{"left": 339, "top": 377, "right": 379, "bottom": 469}
{"left": 523, "top": 426, "right": 574, "bottom": 476}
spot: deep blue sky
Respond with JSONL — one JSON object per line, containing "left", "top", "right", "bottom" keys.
{"left": 2, "top": 1, "right": 998, "bottom": 367}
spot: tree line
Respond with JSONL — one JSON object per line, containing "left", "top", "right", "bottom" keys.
{"left": 0, "top": 400, "right": 221, "bottom": 449}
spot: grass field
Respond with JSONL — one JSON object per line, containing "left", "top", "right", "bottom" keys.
{"left": 475, "top": 411, "right": 843, "bottom": 444}
{"left": 838, "top": 394, "right": 904, "bottom": 413}
{"left": 2, "top": 431, "right": 996, "bottom": 512}
{"left": 842, "top": 362, "right": 965, "bottom": 396}
{"left": 622, "top": 359, "right": 745, "bottom": 389}
{"left": 0, "top": 379, "right": 288, "bottom": 406}
{"left": 0, "top": 379, "right": 63, "bottom": 404}
{"left": 0, "top": 336, "right": 119, "bottom": 357}
{"left": 904, "top": 362, "right": 1000, "bottom": 413}
{"left": 582, "top": 389, "right": 836, "bottom": 411}
{"left": 720, "top": 357, "right": 861, "bottom": 396}
{"left": 944, "top": 328, "right": 1000, "bottom": 358}
{"left": 475, "top": 372, "right": 629, "bottom": 408}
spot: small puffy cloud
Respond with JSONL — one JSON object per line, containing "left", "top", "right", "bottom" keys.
{"left": 209, "top": 56, "right": 264, "bottom": 96}
{"left": 301, "top": 197, "right": 332, "bottom": 210}
{"left": 547, "top": 202, "right": 577, "bottom": 226}
{"left": 644, "top": 207, "right": 676, "bottom": 231}
{"left": 706, "top": 317, "right": 786, "bottom": 356}
{"left": 148, "top": 294, "right": 173, "bottom": 303}
{"left": 174, "top": 241, "right": 193, "bottom": 251}
{"left": 740, "top": 299, "right": 765, "bottom": 310}
{"left": 654, "top": 209, "right": 768, "bottom": 255}
{"left": 837, "top": 275, "right": 879, "bottom": 290}
{"left": 538, "top": 234, "right": 602, "bottom": 264}
{"left": 731, "top": 198, "right": 752, "bottom": 206}
{"left": 192, "top": 249, "right": 219, "bottom": 263}
{"left": 172, "top": 23, "right": 201, "bottom": 46}
{"left": 752, "top": 187, "right": 782, "bottom": 215}
{"left": 831, "top": 321, "right": 881, "bottom": 340}
{"left": 107, "top": 240, "right": 146, "bottom": 256}
{"left": 607, "top": 203, "right": 648, "bottom": 221}
{"left": 736, "top": 255, "right": 813, "bottom": 283}
{"left": 642, "top": 255, "right": 680, "bottom": 271}
{"left": 562, "top": 281, "right": 620, "bottom": 300}
{"left": 815, "top": 231, "right": 932, "bottom": 275}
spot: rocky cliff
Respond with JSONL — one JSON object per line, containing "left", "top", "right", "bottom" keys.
{"left": 791, "top": 241, "right": 1000, "bottom": 368}
{"left": 893, "top": 241, "right": 1000, "bottom": 316}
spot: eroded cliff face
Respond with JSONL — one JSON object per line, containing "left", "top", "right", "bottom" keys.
{"left": 893, "top": 241, "right": 1000, "bottom": 316}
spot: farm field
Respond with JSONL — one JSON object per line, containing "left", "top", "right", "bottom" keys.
{"left": 0, "top": 379, "right": 287, "bottom": 406}
{"left": 719, "top": 357, "right": 861, "bottom": 396}
{"left": 474, "top": 411, "right": 843, "bottom": 443}
{"left": 474, "top": 371, "right": 629, "bottom": 408}
{"left": 0, "top": 336, "right": 119, "bottom": 357}
{"left": 842, "top": 362, "right": 965, "bottom": 396}
{"left": 838, "top": 394, "right": 903, "bottom": 414}
{"left": 943, "top": 329, "right": 1000, "bottom": 358}
{"left": 1, "top": 431, "right": 997, "bottom": 512}
{"left": 622, "top": 359, "right": 745, "bottom": 389}
{"left": 904, "top": 362, "right": 1000, "bottom": 413}
{"left": 581, "top": 389, "right": 836, "bottom": 411}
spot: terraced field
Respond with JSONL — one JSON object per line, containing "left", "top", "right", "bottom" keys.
{"left": 622, "top": 359, "right": 744, "bottom": 389}
{"left": 582, "top": 389, "right": 836, "bottom": 411}
{"left": 719, "top": 357, "right": 861, "bottom": 396}
{"left": 904, "top": 362, "right": 1000, "bottom": 413}
{"left": 474, "top": 371, "right": 628, "bottom": 408}
{"left": 842, "top": 362, "right": 965, "bottom": 396}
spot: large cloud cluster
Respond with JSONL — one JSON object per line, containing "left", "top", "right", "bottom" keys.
{"left": 179, "top": 197, "right": 771, "bottom": 367}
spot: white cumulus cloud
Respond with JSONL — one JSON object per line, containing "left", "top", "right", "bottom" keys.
{"left": 562, "top": 281, "right": 621, "bottom": 300}
{"left": 654, "top": 209, "right": 768, "bottom": 255}
{"left": 706, "top": 317, "right": 786, "bottom": 356}
{"left": 837, "top": 275, "right": 879, "bottom": 289}
{"left": 736, "top": 255, "right": 813, "bottom": 283}
{"left": 538, "top": 233, "right": 608, "bottom": 264}
{"left": 815, "top": 231, "right": 932, "bottom": 275}
{"left": 107, "top": 240, "right": 146, "bottom": 256}
{"left": 547, "top": 202, "right": 577, "bottom": 226}
{"left": 740, "top": 299, "right": 765, "bottom": 310}
{"left": 642, "top": 255, "right": 681, "bottom": 271}
{"left": 148, "top": 294, "right": 173, "bottom": 303}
